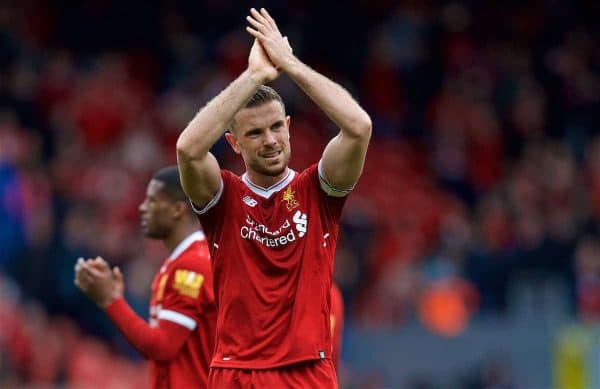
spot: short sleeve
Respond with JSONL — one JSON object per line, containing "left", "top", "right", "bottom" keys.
{"left": 158, "top": 248, "right": 214, "bottom": 330}
{"left": 317, "top": 159, "right": 354, "bottom": 197}
{"left": 194, "top": 170, "right": 238, "bottom": 241}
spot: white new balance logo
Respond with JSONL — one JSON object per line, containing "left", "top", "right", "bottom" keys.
{"left": 243, "top": 195, "right": 258, "bottom": 207}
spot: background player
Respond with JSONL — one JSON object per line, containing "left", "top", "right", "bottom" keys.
{"left": 74, "top": 166, "right": 216, "bottom": 388}
{"left": 176, "top": 7, "right": 371, "bottom": 388}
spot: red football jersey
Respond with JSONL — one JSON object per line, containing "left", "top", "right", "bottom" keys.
{"left": 330, "top": 283, "right": 344, "bottom": 371}
{"left": 195, "top": 163, "right": 347, "bottom": 369}
{"left": 148, "top": 231, "right": 217, "bottom": 388}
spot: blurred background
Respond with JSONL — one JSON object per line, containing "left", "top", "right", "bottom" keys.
{"left": 0, "top": 0, "right": 598, "bottom": 388}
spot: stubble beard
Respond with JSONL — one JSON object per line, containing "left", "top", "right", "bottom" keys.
{"left": 143, "top": 224, "right": 169, "bottom": 240}
{"left": 249, "top": 151, "right": 290, "bottom": 178}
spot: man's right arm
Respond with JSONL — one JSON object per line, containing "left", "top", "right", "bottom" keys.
{"left": 75, "top": 259, "right": 197, "bottom": 362}
{"left": 106, "top": 297, "right": 192, "bottom": 362}
{"left": 176, "top": 70, "right": 260, "bottom": 207}
{"left": 75, "top": 259, "right": 191, "bottom": 361}
{"left": 176, "top": 39, "right": 279, "bottom": 208}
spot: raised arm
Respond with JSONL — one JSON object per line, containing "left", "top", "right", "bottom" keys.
{"left": 246, "top": 8, "right": 372, "bottom": 191}
{"left": 176, "top": 39, "right": 280, "bottom": 207}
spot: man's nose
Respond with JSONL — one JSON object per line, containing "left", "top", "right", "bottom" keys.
{"left": 264, "top": 130, "right": 277, "bottom": 145}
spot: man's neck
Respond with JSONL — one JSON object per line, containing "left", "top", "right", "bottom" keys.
{"left": 163, "top": 223, "right": 199, "bottom": 254}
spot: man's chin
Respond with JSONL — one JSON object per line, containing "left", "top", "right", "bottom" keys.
{"left": 143, "top": 229, "right": 163, "bottom": 240}
{"left": 251, "top": 160, "right": 285, "bottom": 177}
{"left": 262, "top": 164, "right": 286, "bottom": 177}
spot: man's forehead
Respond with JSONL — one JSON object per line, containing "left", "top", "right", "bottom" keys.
{"left": 234, "top": 101, "right": 285, "bottom": 128}
{"left": 147, "top": 179, "right": 165, "bottom": 195}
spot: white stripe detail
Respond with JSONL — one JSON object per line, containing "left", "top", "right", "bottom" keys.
{"left": 168, "top": 231, "right": 206, "bottom": 261}
{"left": 157, "top": 309, "right": 197, "bottom": 330}
{"left": 318, "top": 159, "right": 354, "bottom": 197}
{"left": 241, "top": 169, "right": 296, "bottom": 199}
{"left": 190, "top": 178, "right": 224, "bottom": 215}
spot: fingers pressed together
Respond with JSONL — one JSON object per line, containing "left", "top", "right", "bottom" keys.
{"left": 74, "top": 256, "right": 111, "bottom": 288}
{"left": 245, "top": 8, "right": 280, "bottom": 39}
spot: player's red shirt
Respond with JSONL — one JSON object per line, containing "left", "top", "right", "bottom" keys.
{"left": 148, "top": 231, "right": 216, "bottom": 388}
{"left": 194, "top": 163, "right": 347, "bottom": 369}
{"left": 330, "top": 283, "right": 344, "bottom": 371}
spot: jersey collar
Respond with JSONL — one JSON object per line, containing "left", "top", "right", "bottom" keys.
{"left": 168, "top": 230, "right": 205, "bottom": 261}
{"left": 241, "top": 168, "right": 296, "bottom": 199}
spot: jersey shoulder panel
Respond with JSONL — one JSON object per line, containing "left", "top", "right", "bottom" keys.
{"left": 174, "top": 240, "right": 211, "bottom": 273}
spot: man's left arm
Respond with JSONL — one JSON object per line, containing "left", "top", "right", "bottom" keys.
{"left": 291, "top": 61, "right": 372, "bottom": 192}
{"left": 246, "top": 8, "right": 371, "bottom": 191}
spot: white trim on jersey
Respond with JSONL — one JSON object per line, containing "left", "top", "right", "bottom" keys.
{"left": 157, "top": 309, "right": 197, "bottom": 330}
{"left": 168, "top": 231, "right": 206, "bottom": 261}
{"left": 241, "top": 168, "right": 296, "bottom": 199}
{"left": 190, "top": 178, "right": 224, "bottom": 215}
{"left": 317, "top": 159, "right": 354, "bottom": 197}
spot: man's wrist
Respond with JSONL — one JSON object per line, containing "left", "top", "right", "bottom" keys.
{"left": 281, "top": 56, "right": 302, "bottom": 77}
{"left": 105, "top": 297, "right": 127, "bottom": 318}
{"left": 245, "top": 68, "right": 270, "bottom": 86}
{"left": 99, "top": 293, "right": 122, "bottom": 310}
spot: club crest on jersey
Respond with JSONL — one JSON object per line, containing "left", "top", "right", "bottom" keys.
{"left": 282, "top": 186, "right": 300, "bottom": 211}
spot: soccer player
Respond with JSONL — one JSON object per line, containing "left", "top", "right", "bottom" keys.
{"left": 330, "top": 283, "right": 344, "bottom": 372}
{"left": 176, "top": 7, "right": 371, "bottom": 387}
{"left": 74, "top": 166, "right": 216, "bottom": 388}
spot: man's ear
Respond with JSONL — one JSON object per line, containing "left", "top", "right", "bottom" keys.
{"left": 225, "top": 132, "right": 241, "bottom": 154}
{"left": 172, "top": 200, "right": 189, "bottom": 220}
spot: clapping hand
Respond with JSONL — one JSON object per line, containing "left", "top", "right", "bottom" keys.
{"left": 246, "top": 8, "right": 294, "bottom": 75}
{"left": 74, "top": 256, "right": 124, "bottom": 309}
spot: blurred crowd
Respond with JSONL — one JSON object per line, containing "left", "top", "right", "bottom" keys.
{"left": 0, "top": 0, "right": 598, "bottom": 387}
{"left": 0, "top": 273, "right": 148, "bottom": 387}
